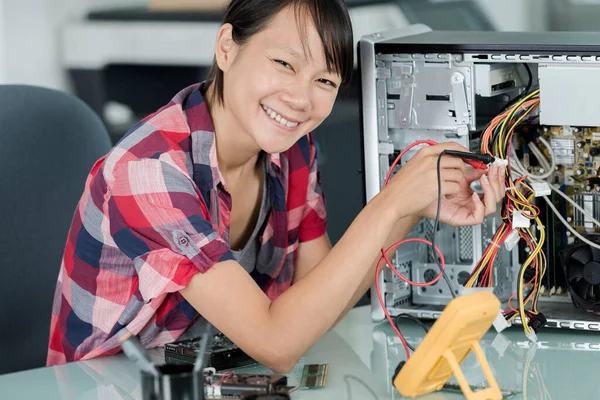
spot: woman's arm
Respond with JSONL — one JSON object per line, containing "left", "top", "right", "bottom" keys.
{"left": 180, "top": 189, "right": 400, "bottom": 373}
{"left": 294, "top": 213, "right": 420, "bottom": 330}
{"left": 180, "top": 142, "right": 503, "bottom": 373}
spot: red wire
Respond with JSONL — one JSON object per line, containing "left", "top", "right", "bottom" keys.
{"left": 377, "top": 140, "right": 446, "bottom": 360}
{"left": 375, "top": 238, "right": 446, "bottom": 359}
{"left": 384, "top": 140, "right": 438, "bottom": 186}
{"left": 378, "top": 140, "right": 492, "bottom": 358}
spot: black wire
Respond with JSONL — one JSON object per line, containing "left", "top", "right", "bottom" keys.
{"left": 395, "top": 317, "right": 416, "bottom": 352}
{"left": 394, "top": 314, "right": 430, "bottom": 352}
{"left": 431, "top": 151, "right": 458, "bottom": 299}
{"left": 396, "top": 314, "right": 430, "bottom": 333}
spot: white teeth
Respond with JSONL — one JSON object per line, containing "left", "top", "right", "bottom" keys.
{"left": 262, "top": 105, "right": 299, "bottom": 128}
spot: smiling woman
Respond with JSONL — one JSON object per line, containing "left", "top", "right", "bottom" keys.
{"left": 206, "top": 0, "right": 353, "bottom": 155}
{"left": 47, "top": 0, "right": 506, "bottom": 374}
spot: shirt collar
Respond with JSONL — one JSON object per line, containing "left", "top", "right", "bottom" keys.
{"left": 184, "top": 83, "right": 282, "bottom": 190}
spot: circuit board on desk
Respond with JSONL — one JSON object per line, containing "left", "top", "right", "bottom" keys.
{"left": 165, "top": 333, "right": 257, "bottom": 371}
{"left": 204, "top": 373, "right": 292, "bottom": 399}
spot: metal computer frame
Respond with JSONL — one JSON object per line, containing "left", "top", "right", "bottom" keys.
{"left": 360, "top": 24, "right": 600, "bottom": 332}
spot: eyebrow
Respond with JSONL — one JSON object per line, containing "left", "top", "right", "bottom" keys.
{"left": 276, "top": 45, "right": 338, "bottom": 78}
{"left": 279, "top": 46, "right": 306, "bottom": 61}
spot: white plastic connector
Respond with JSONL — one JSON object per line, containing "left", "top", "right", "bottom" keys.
{"left": 493, "top": 310, "right": 511, "bottom": 333}
{"left": 504, "top": 229, "right": 521, "bottom": 251}
{"left": 378, "top": 142, "right": 394, "bottom": 155}
{"left": 531, "top": 182, "right": 551, "bottom": 197}
{"left": 512, "top": 210, "right": 531, "bottom": 229}
{"left": 492, "top": 157, "right": 508, "bottom": 168}
{"left": 526, "top": 331, "right": 538, "bottom": 344}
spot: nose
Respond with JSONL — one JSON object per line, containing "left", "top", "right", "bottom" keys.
{"left": 280, "top": 82, "right": 312, "bottom": 112}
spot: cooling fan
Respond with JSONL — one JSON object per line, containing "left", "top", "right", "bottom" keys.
{"left": 563, "top": 239, "right": 600, "bottom": 311}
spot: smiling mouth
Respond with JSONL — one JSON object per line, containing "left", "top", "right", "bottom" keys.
{"left": 261, "top": 104, "right": 301, "bottom": 129}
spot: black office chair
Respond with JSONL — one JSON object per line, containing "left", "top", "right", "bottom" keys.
{"left": 0, "top": 85, "right": 112, "bottom": 374}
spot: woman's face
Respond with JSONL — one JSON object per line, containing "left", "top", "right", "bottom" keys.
{"left": 217, "top": 6, "right": 342, "bottom": 154}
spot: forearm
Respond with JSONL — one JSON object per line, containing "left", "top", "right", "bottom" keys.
{"left": 330, "top": 213, "right": 421, "bottom": 328}
{"left": 267, "top": 191, "right": 402, "bottom": 367}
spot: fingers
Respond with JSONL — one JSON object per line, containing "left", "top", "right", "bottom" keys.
{"left": 496, "top": 165, "right": 506, "bottom": 193}
{"left": 423, "top": 141, "right": 470, "bottom": 155}
{"left": 465, "top": 168, "right": 486, "bottom": 183}
{"left": 487, "top": 165, "right": 506, "bottom": 200}
{"left": 441, "top": 181, "right": 461, "bottom": 197}
{"left": 440, "top": 168, "right": 466, "bottom": 184}
{"left": 439, "top": 156, "right": 467, "bottom": 174}
{"left": 470, "top": 191, "right": 485, "bottom": 225}
{"left": 480, "top": 173, "right": 497, "bottom": 215}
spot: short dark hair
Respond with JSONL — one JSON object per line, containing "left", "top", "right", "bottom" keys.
{"left": 205, "top": 0, "right": 354, "bottom": 107}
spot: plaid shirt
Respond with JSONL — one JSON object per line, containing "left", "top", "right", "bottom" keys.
{"left": 47, "top": 83, "right": 327, "bottom": 366}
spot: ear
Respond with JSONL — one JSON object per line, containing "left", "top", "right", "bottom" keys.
{"left": 215, "top": 23, "right": 236, "bottom": 73}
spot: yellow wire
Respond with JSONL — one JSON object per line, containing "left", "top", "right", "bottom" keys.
{"left": 478, "top": 93, "right": 547, "bottom": 335}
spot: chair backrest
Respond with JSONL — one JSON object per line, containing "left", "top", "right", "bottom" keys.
{"left": 0, "top": 85, "right": 112, "bottom": 374}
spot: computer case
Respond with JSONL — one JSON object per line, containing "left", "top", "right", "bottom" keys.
{"left": 359, "top": 25, "right": 600, "bottom": 332}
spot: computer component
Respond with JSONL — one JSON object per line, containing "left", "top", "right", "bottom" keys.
{"left": 359, "top": 24, "right": 600, "bottom": 334}
{"left": 563, "top": 238, "right": 600, "bottom": 311}
{"left": 204, "top": 373, "right": 291, "bottom": 399}
{"left": 298, "top": 364, "right": 329, "bottom": 390}
{"left": 165, "top": 333, "right": 257, "bottom": 371}
{"left": 474, "top": 63, "right": 527, "bottom": 97}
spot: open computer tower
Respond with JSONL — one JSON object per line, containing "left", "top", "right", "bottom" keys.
{"left": 360, "top": 25, "right": 600, "bottom": 333}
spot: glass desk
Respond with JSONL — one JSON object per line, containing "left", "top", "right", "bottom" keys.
{"left": 1, "top": 305, "right": 599, "bottom": 399}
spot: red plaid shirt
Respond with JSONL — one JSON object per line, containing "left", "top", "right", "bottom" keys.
{"left": 47, "top": 83, "right": 327, "bottom": 365}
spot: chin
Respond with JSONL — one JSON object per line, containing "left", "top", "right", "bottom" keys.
{"left": 255, "top": 129, "right": 308, "bottom": 155}
{"left": 259, "top": 140, "right": 297, "bottom": 155}
{"left": 255, "top": 134, "right": 300, "bottom": 154}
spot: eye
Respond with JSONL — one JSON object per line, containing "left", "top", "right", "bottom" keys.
{"left": 318, "top": 78, "right": 338, "bottom": 89}
{"left": 274, "top": 59, "right": 293, "bottom": 70}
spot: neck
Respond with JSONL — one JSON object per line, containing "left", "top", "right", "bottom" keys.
{"left": 207, "top": 86, "right": 262, "bottom": 180}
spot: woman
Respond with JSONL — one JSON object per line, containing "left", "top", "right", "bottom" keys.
{"left": 47, "top": 0, "right": 505, "bottom": 372}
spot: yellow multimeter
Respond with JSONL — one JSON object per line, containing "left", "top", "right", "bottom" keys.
{"left": 393, "top": 291, "right": 503, "bottom": 400}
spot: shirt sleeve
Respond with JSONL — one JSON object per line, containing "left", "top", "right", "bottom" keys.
{"left": 108, "top": 158, "right": 234, "bottom": 302}
{"left": 298, "top": 135, "right": 328, "bottom": 242}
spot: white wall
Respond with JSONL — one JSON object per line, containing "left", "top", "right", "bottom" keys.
{"left": 0, "top": 0, "right": 143, "bottom": 91}
{"left": 0, "top": 0, "right": 6, "bottom": 83}
{"left": 476, "top": 0, "right": 549, "bottom": 31}
{"left": 0, "top": 0, "right": 552, "bottom": 92}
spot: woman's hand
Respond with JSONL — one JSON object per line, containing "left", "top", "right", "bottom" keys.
{"left": 381, "top": 142, "right": 505, "bottom": 226}
{"left": 382, "top": 142, "right": 470, "bottom": 220}
{"left": 420, "top": 164, "right": 505, "bottom": 226}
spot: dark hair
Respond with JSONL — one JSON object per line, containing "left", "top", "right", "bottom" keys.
{"left": 205, "top": 0, "right": 354, "bottom": 107}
